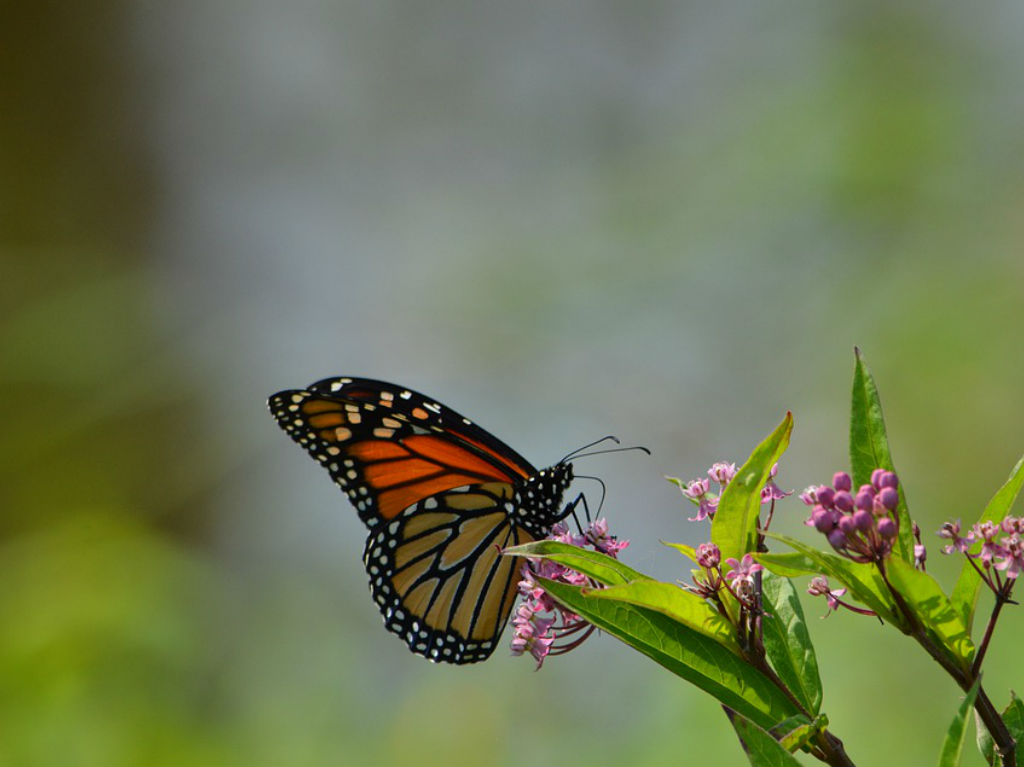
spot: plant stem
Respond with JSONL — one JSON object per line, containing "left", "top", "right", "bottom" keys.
{"left": 972, "top": 585, "right": 1011, "bottom": 677}
{"left": 966, "top": 554, "right": 998, "bottom": 592}
{"left": 746, "top": 653, "right": 857, "bottom": 767}
{"left": 879, "top": 565, "right": 1017, "bottom": 766}
{"left": 814, "top": 729, "right": 857, "bottom": 767}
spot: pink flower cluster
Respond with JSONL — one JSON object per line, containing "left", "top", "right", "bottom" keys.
{"left": 673, "top": 461, "right": 790, "bottom": 522}
{"left": 685, "top": 543, "right": 763, "bottom": 609}
{"left": 801, "top": 469, "right": 900, "bottom": 563}
{"left": 511, "top": 518, "right": 629, "bottom": 668}
{"left": 938, "top": 517, "right": 1024, "bottom": 580}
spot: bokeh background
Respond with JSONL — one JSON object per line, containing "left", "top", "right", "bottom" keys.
{"left": 3, "top": 3, "right": 1023, "bottom": 765}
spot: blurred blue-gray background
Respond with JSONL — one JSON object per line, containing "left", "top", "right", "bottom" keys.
{"left": 3, "top": 3, "right": 1022, "bottom": 764}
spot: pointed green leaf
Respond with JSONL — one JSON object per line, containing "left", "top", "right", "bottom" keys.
{"left": 885, "top": 557, "right": 974, "bottom": 667}
{"left": 539, "top": 577, "right": 801, "bottom": 730}
{"left": 1002, "top": 694, "right": 1024, "bottom": 755}
{"left": 713, "top": 413, "right": 793, "bottom": 563}
{"left": 849, "top": 348, "right": 914, "bottom": 563}
{"left": 583, "top": 579, "right": 740, "bottom": 652}
{"left": 938, "top": 678, "right": 980, "bottom": 767}
{"left": 504, "top": 540, "right": 651, "bottom": 586}
{"left": 662, "top": 541, "right": 699, "bottom": 564}
{"left": 726, "top": 710, "right": 804, "bottom": 767}
{"left": 951, "top": 455, "right": 1024, "bottom": 631}
{"left": 756, "top": 552, "right": 819, "bottom": 578}
{"left": 764, "top": 532, "right": 902, "bottom": 627}
{"left": 975, "top": 710, "right": 994, "bottom": 767}
{"left": 761, "top": 573, "right": 823, "bottom": 714}
{"left": 975, "top": 694, "right": 1023, "bottom": 767}
{"left": 776, "top": 715, "right": 827, "bottom": 753}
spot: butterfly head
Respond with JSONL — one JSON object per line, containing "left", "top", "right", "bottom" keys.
{"left": 514, "top": 460, "right": 574, "bottom": 536}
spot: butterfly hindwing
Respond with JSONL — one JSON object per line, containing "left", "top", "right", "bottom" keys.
{"left": 363, "top": 482, "right": 537, "bottom": 663}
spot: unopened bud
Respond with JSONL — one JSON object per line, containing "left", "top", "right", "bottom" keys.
{"left": 870, "top": 468, "right": 886, "bottom": 489}
{"left": 878, "top": 487, "right": 898, "bottom": 511}
{"left": 878, "top": 471, "right": 899, "bottom": 490}
{"left": 812, "top": 507, "right": 837, "bottom": 533}
{"left": 855, "top": 490, "right": 874, "bottom": 513}
{"left": 827, "top": 528, "right": 848, "bottom": 548}
{"left": 852, "top": 509, "right": 873, "bottom": 531}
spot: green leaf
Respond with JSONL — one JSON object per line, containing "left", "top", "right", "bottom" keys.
{"left": 761, "top": 573, "right": 823, "bottom": 714}
{"left": 583, "top": 579, "right": 740, "bottom": 652}
{"left": 666, "top": 475, "right": 689, "bottom": 491}
{"left": 764, "top": 532, "right": 902, "bottom": 627}
{"left": 951, "top": 455, "right": 1024, "bottom": 631}
{"left": 662, "top": 541, "right": 699, "bottom": 564}
{"left": 975, "top": 711, "right": 994, "bottom": 767}
{"left": 713, "top": 412, "right": 793, "bottom": 563}
{"left": 885, "top": 557, "right": 975, "bottom": 667}
{"left": 539, "top": 577, "right": 801, "bottom": 731}
{"left": 849, "top": 348, "right": 914, "bottom": 563}
{"left": 973, "top": 693, "right": 1022, "bottom": 767}
{"left": 776, "top": 715, "right": 827, "bottom": 753}
{"left": 970, "top": 692, "right": 1019, "bottom": 765}
{"left": 1002, "top": 693, "right": 1024, "bottom": 756}
{"left": 756, "top": 552, "right": 819, "bottom": 578}
{"left": 503, "top": 540, "right": 651, "bottom": 586}
{"left": 726, "top": 710, "right": 804, "bottom": 767}
{"left": 938, "top": 678, "right": 980, "bottom": 767}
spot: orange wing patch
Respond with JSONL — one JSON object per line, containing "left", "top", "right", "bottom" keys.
{"left": 404, "top": 435, "right": 518, "bottom": 481}
{"left": 363, "top": 458, "right": 443, "bottom": 488}
{"left": 448, "top": 431, "right": 532, "bottom": 480}
{"left": 347, "top": 441, "right": 409, "bottom": 460}
{"left": 377, "top": 474, "right": 482, "bottom": 519}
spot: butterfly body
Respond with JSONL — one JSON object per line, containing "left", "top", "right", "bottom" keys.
{"left": 268, "top": 377, "right": 574, "bottom": 663}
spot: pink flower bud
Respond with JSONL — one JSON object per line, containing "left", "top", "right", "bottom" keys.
{"left": 878, "top": 471, "right": 899, "bottom": 490}
{"left": 838, "top": 515, "right": 857, "bottom": 535}
{"left": 834, "top": 491, "right": 854, "bottom": 512}
{"left": 816, "top": 486, "right": 835, "bottom": 509}
{"left": 827, "top": 528, "right": 848, "bottom": 548}
{"left": 870, "top": 468, "right": 886, "bottom": 489}
{"left": 833, "top": 472, "right": 852, "bottom": 492}
{"left": 854, "top": 490, "right": 874, "bottom": 513}
{"left": 812, "top": 507, "right": 836, "bottom": 533}
{"left": 878, "top": 487, "right": 898, "bottom": 511}
{"left": 852, "top": 509, "right": 873, "bottom": 531}
{"left": 877, "top": 517, "right": 897, "bottom": 539}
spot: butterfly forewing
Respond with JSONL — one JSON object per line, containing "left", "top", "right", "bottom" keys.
{"left": 308, "top": 377, "right": 538, "bottom": 481}
{"left": 268, "top": 378, "right": 536, "bottom": 525}
{"left": 268, "top": 376, "right": 573, "bottom": 664}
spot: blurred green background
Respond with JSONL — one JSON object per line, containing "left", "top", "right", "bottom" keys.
{"left": 2, "top": 3, "right": 1023, "bottom": 765}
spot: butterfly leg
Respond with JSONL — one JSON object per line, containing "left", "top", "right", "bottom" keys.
{"left": 562, "top": 491, "right": 592, "bottom": 533}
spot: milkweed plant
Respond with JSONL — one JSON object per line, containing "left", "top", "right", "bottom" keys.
{"left": 505, "top": 349, "right": 1023, "bottom": 767}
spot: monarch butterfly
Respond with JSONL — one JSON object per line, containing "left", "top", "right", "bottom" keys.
{"left": 267, "top": 377, "right": 578, "bottom": 664}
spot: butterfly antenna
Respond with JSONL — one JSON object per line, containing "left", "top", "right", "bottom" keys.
{"left": 570, "top": 444, "right": 651, "bottom": 461}
{"left": 559, "top": 435, "right": 620, "bottom": 463}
